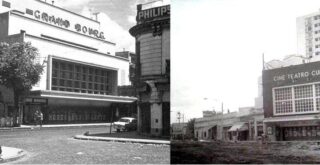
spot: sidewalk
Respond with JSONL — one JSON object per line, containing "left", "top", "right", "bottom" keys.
{"left": 0, "top": 123, "right": 111, "bottom": 131}
{"left": 0, "top": 146, "right": 25, "bottom": 163}
{"left": 74, "top": 134, "right": 170, "bottom": 145}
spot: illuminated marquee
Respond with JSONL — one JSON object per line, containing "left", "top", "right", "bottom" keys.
{"left": 137, "top": 5, "right": 170, "bottom": 23}
{"left": 33, "top": 10, "right": 105, "bottom": 40}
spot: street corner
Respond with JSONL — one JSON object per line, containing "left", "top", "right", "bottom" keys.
{"left": 0, "top": 146, "right": 26, "bottom": 164}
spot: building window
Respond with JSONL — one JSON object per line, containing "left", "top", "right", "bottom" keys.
{"left": 2, "top": 0, "right": 10, "bottom": 8}
{"left": 51, "top": 58, "right": 114, "bottom": 95}
{"left": 294, "top": 85, "right": 313, "bottom": 112}
{"left": 309, "top": 47, "right": 313, "bottom": 52}
{"left": 273, "top": 83, "right": 320, "bottom": 115}
{"left": 274, "top": 87, "right": 293, "bottom": 114}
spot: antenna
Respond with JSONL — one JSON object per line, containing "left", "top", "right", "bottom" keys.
{"left": 52, "top": 0, "right": 54, "bottom": 5}
{"left": 177, "top": 112, "right": 181, "bottom": 123}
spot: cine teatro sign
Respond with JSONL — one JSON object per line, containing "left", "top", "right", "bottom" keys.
{"left": 273, "top": 69, "right": 320, "bottom": 82}
{"left": 33, "top": 10, "right": 105, "bottom": 40}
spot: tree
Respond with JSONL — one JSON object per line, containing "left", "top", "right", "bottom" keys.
{"left": 0, "top": 42, "right": 44, "bottom": 126}
{"left": 186, "top": 118, "right": 196, "bottom": 139}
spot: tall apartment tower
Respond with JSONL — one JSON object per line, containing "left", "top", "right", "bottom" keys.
{"left": 297, "top": 10, "right": 320, "bottom": 58}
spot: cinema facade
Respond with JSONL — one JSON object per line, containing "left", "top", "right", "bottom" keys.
{"left": 263, "top": 60, "right": 320, "bottom": 141}
{"left": 0, "top": 0, "right": 136, "bottom": 126}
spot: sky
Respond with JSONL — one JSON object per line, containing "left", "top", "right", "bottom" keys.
{"left": 54, "top": 0, "right": 153, "bottom": 52}
{"left": 54, "top": 0, "right": 320, "bottom": 123}
{"left": 171, "top": 0, "right": 320, "bottom": 123}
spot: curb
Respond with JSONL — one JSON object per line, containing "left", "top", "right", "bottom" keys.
{"left": 0, "top": 124, "right": 111, "bottom": 131}
{"left": 0, "top": 150, "right": 26, "bottom": 164}
{"left": 73, "top": 135, "right": 170, "bottom": 145}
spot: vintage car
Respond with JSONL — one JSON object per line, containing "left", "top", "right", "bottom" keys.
{"left": 113, "top": 117, "right": 137, "bottom": 132}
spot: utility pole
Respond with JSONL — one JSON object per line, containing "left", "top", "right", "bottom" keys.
{"left": 182, "top": 114, "right": 184, "bottom": 123}
{"left": 177, "top": 112, "right": 181, "bottom": 124}
{"left": 221, "top": 102, "right": 224, "bottom": 114}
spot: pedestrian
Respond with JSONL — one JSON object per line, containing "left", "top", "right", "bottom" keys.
{"left": 34, "top": 110, "right": 43, "bottom": 127}
{"left": 39, "top": 110, "right": 43, "bottom": 128}
{"left": 34, "top": 110, "right": 39, "bottom": 126}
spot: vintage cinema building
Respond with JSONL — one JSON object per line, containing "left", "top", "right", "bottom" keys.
{"left": 0, "top": 0, "right": 136, "bottom": 125}
{"left": 129, "top": 1, "right": 170, "bottom": 137}
{"left": 263, "top": 60, "right": 320, "bottom": 141}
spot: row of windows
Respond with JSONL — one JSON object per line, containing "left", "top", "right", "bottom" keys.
{"left": 284, "top": 126, "right": 320, "bottom": 138}
{"left": 314, "top": 15, "right": 320, "bottom": 20}
{"left": 51, "top": 59, "right": 115, "bottom": 95}
{"left": 52, "top": 70, "right": 108, "bottom": 83}
{"left": 315, "top": 23, "right": 320, "bottom": 28}
{"left": 48, "top": 111, "right": 106, "bottom": 121}
{"left": 315, "top": 30, "right": 320, "bottom": 34}
{"left": 273, "top": 84, "right": 320, "bottom": 114}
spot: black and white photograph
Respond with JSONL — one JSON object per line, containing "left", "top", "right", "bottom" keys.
{"left": 0, "top": 0, "right": 170, "bottom": 164}
{"left": 171, "top": 0, "right": 320, "bottom": 164}
{"left": 2, "top": 0, "right": 320, "bottom": 164}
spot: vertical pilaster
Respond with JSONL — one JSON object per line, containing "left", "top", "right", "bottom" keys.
{"left": 137, "top": 103, "right": 141, "bottom": 133}
{"left": 254, "top": 120, "right": 258, "bottom": 140}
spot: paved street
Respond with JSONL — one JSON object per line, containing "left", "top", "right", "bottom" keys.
{"left": 0, "top": 126, "right": 169, "bottom": 164}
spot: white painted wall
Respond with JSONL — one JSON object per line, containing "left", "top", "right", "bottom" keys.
{"left": 8, "top": 12, "right": 115, "bottom": 55}
{"left": 2, "top": 0, "right": 115, "bottom": 55}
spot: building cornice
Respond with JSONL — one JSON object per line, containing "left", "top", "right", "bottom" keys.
{"left": 129, "top": 18, "right": 170, "bottom": 37}
{"left": 25, "top": 33, "right": 129, "bottom": 62}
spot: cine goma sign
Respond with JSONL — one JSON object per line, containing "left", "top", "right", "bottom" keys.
{"left": 32, "top": 10, "right": 105, "bottom": 40}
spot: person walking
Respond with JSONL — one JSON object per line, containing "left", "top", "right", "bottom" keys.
{"left": 38, "top": 110, "right": 43, "bottom": 128}
{"left": 34, "top": 110, "right": 43, "bottom": 128}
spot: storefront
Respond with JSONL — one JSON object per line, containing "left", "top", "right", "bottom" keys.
{"left": 228, "top": 122, "right": 249, "bottom": 141}
{"left": 194, "top": 109, "right": 264, "bottom": 141}
{"left": 263, "top": 60, "right": 320, "bottom": 141}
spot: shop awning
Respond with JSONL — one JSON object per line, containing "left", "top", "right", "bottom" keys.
{"left": 228, "top": 122, "right": 248, "bottom": 132}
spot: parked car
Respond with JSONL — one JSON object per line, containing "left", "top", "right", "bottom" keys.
{"left": 113, "top": 117, "right": 137, "bottom": 132}
{"left": 124, "top": 118, "right": 137, "bottom": 131}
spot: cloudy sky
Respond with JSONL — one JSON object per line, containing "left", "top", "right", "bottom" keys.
{"left": 171, "top": 0, "right": 320, "bottom": 123}
{"left": 53, "top": 0, "right": 320, "bottom": 123}
{"left": 55, "top": 0, "right": 153, "bottom": 52}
